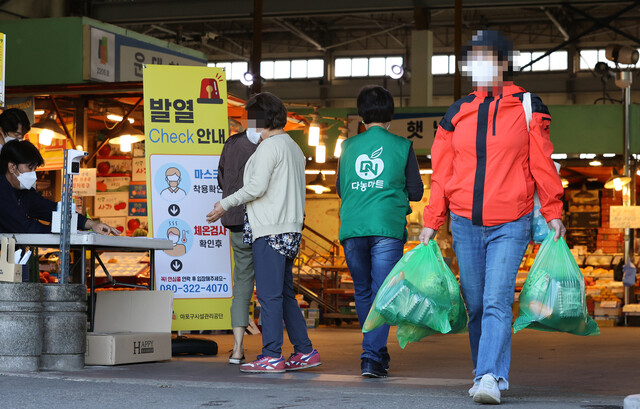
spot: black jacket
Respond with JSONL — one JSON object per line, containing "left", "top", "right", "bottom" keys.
{"left": 0, "top": 173, "right": 88, "bottom": 233}
{"left": 217, "top": 131, "right": 257, "bottom": 230}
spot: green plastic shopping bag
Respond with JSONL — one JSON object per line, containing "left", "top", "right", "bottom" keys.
{"left": 363, "top": 240, "right": 468, "bottom": 348}
{"left": 513, "top": 230, "right": 599, "bottom": 336}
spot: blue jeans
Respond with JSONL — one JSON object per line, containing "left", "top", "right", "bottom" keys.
{"left": 450, "top": 211, "right": 531, "bottom": 390}
{"left": 252, "top": 237, "right": 313, "bottom": 358}
{"left": 343, "top": 236, "right": 404, "bottom": 364}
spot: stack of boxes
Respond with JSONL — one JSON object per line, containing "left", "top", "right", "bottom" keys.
{"left": 597, "top": 190, "right": 623, "bottom": 254}
{"left": 300, "top": 308, "right": 320, "bottom": 328}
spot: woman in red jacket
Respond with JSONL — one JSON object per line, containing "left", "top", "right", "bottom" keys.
{"left": 420, "top": 30, "right": 566, "bottom": 405}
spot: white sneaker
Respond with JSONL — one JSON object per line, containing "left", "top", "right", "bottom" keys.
{"left": 468, "top": 381, "right": 479, "bottom": 397}
{"left": 473, "top": 374, "right": 501, "bottom": 404}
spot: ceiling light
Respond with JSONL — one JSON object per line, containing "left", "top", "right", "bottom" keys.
{"left": 315, "top": 141, "right": 326, "bottom": 164}
{"left": 308, "top": 113, "right": 320, "bottom": 147}
{"left": 603, "top": 153, "right": 616, "bottom": 158}
{"left": 419, "top": 169, "right": 433, "bottom": 174}
{"left": 107, "top": 114, "right": 134, "bottom": 124}
{"left": 30, "top": 114, "right": 67, "bottom": 145}
{"left": 589, "top": 159, "right": 602, "bottom": 166}
{"left": 389, "top": 64, "right": 404, "bottom": 80}
{"left": 561, "top": 177, "right": 569, "bottom": 188}
{"left": 550, "top": 153, "right": 567, "bottom": 160}
{"left": 34, "top": 109, "right": 45, "bottom": 116}
{"left": 306, "top": 172, "right": 331, "bottom": 194}
{"left": 240, "top": 72, "right": 254, "bottom": 87}
{"left": 604, "top": 170, "right": 631, "bottom": 191}
{"left": 305, "top": 170, "right": 336, "bottom": 175}
{"left": 108, "top": 121, "right": 145, "bottom": 152}
{"left": 334, "top": 124, "right": 348, "bottom": 157}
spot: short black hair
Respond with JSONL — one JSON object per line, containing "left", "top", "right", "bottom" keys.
{"left": 357, "top": 85, "right": 394, "bottom": 124}
{"left": 245, "top": 92, "right": 288, "bottom": 130}
{"left": 0, "top": 140, "right": 44, "bottom": 173}
{"left": 0, "top": 108, "right": 31, "bottom": 134}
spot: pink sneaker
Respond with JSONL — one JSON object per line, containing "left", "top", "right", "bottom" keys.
{"left": 239, "top": 355, "right": 286, "bottom": 373}
{"left": 285, "top": 349, "right": 322, "bottom": 371}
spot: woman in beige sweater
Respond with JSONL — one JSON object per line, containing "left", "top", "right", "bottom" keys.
{"left": 206, "top": 92, "right": 321, "bottom": 373}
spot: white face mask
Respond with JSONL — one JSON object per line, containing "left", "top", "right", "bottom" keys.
{"left": 16, "top": 170, "right": 37, "bottom": 190}
{"left": 168, "top": 233, "right": 179, "bottom": 245}
{"left": 464, "top": 58, "right": 500, "bottom": 87}
{"left": 3, "top": 136, "right": 17, "bottom": 144}
{"left": 246, "top": 128, "right": 262, "bottom": 144}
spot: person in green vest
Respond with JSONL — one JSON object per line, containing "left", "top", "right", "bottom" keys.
{"left": 337, "top": 85, "right": 423, "bottom": 378}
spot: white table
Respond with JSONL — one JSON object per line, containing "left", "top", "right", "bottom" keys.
{"left": 0, "top": 233, "right": 173, "bottom": 330}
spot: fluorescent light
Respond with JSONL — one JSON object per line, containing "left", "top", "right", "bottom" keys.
{"left": 334, "top": 136, "right": 345, "bottom": 157}
{"left": 550, "top": 153, "right": 567, "bottom": 160}
{"left": 579, "top": 153, "right": 596, "bottom": 159}
{"left": 603, "top": 153, "right": 616, "bottom": 157}
{"left": 420, "top": 169, "right": 433, "bottom": 174}
{"left": 308, "top": 124, "right": 320, "bottom": 146}
{"left": 107, "top": 114, "right": 134, "bottom": 124}
{"left": 34, "top": 110, "right": 45, "bottom": 116}
{"left": 316, "top": 143, "right": 326, "bottom": 163}
{"left": 305, "top": 170, "right": 336, "bottom": 175}
{"left": 589, "top": 159, "right": 602, "bottom": 166}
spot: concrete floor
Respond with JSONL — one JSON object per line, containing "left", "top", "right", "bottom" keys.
{"left": 0, "top": 326, "right": 638, "bottom": 408}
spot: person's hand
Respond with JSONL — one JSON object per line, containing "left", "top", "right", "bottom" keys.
{"left": 419, "top": 227, "right": 437, "bottom": 245}
{"left": 206, "top": 202, "right": 226, "bottom": 224}
{"left": 548, "top": 218, "right": 566, "bottom": 242}
{"left": 86, "top": 220, "right": 121, "bottom": 235}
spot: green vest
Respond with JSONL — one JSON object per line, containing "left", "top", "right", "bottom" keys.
{"left": 339, "top": 126, "right": 412, "bottom": 242}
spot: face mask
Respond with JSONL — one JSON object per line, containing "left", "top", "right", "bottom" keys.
{"left": 168, "top": 233, "right": 179, "bottom": 245}
{"left": 16, "top": 170, "right": 37, "bottom": 190}
{"left": 465, "top": 58, "right": 499, "bottom": 86}
{"left": 3, "top": 136, "right": 17, "bottom": 144}
{"left": 246, "top": 128, "right": 262, "bottom": 144}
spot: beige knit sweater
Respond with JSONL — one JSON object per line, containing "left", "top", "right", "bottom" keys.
{"left": 219, "top": 133, "right": 306, "bottom": 239}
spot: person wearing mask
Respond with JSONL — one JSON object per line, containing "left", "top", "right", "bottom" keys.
{"left": 0, "top": 140, "right": 120, "bottom": 235}
{"left": 337, "top": 85, "right": 423, "bottom": 378}
{"left": 206, "top": 92, "right": 321, "bottom": 373}
{"left": 420, "top": 30, "right": 566, "bottom": 404}
{"left": 0, "top": 108, "right": 31, "bottom": 151}
{"left": 217, "top": 129, "right": 258, "bottom": 364}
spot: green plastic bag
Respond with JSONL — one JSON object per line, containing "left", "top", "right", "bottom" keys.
{"left": 363, "top": 241, "right": 468, "bottom": 348}
{"left": 513, "top": 230, "right": 600, "bottom": 336}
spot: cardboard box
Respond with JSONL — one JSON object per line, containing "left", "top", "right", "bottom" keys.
{"left": 86, "top": 290, "right": 173, "bottom": 365}
{"left": 0, "top": 237, "right": 22, "bottom": 283}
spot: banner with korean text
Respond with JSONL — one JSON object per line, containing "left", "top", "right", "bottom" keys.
{"left": 144, "top": 65, "right": 231, "bottom": 331}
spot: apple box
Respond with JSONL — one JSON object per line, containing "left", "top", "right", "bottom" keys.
{"left": 85, "top": 290, "right": 173, "bottom": 365}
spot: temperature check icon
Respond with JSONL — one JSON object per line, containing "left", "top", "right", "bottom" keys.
{"left": 197, "top": 76, "right": 224, "bottom": 104}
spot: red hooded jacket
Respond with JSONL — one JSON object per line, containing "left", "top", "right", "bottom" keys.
{"left": 423, "top": 83, "right": 564, "bottom": 229}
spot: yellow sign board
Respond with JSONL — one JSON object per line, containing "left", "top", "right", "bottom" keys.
{"left": 144, "top": 65, "right": 232, "bottom": 331}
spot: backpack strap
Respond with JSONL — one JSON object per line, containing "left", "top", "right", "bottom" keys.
{"left": 522, "top": 92, "right": 532, "bottom": 130}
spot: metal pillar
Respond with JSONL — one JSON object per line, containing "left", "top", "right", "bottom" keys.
{"left": 454, "top": 0, "right": 462, "bottom": 101}
{"left": 58, "top": 150, "right": 74, "bottom": 284}
{"left": 619, "top": 70, "right": 633, "bottom": 325}
{"left": 250, "top": 0, "right": 262, "bottom": 95}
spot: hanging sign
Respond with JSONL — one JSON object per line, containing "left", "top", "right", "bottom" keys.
{"left": 347, "top": 112, "right": 444, "bottom": 154}
{"left": 610, "top": 206, "right": 640, "bottom": 229}
{"left": 144, "top": 65, "right": 231, "bottom": 331}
